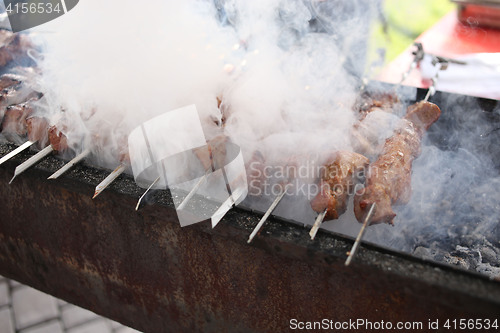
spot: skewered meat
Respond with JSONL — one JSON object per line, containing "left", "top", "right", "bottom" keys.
{"left": 48, "top": 125, "right": 68, "bottom": 152}
{"left": 26, "top": 116, "right": 49, "bottom": 147}
{"left": 0, "top": 73, "right": 22, "bottom": 90}
{"left": 194, "top": 135, "right": 228, "bottom": 171}
{"left": 354, "top": 101, "right": 441, "bottom": 225}
{"left": 0, "top": 31, "right": 32, "bottom": 67}
{"left": 0, "top": 87, "right": 43, "bottom": 142}
{"left": 0, "top": 83, "right": 41, "bottom": 109}
{"left": 351, "top": 91, "right": 403, "bottom": 157}
{"left": 0, "top": 102, "right": 34, "bottom": 137}
{"left": 355, "top": 91, "right": 401, "bottom": 122}
{"left": 310, "top": 151, "right": 369, "bottom": 220}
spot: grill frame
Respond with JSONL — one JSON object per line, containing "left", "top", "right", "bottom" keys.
{"left": 1, "top": 83, "right": 500, "bottom": 332}
{"left": 1, "top": 136, "right": 500, "bottom": 332}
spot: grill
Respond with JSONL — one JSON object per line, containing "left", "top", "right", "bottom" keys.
{"left": 1, "top": 84, "right": 500, "bottom": 332}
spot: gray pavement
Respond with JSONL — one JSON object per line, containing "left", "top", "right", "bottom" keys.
{"left": 0, "top": 275, "right": 141, "bottom": 333}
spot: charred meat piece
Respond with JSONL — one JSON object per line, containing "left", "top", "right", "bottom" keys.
{"left": 194, "top": 135, "right": 228, "bottom": 171}
{"left": 26, "top": 116, "right": 49, "bottom": 147}
{"left": 310, "top": 151, "right": 369, "bottom": 220}
{"left": 351, "top": 91, "right": 403, "bottom": 156}
{"left": 118, "top": 142, "right": 130, "bottom": 164}
{"left": 0, "top": 73, "right": 23, "bottom": 90}
{"left": 0, "top": 31, "right": 32, "bottom": 67}
{"left": 354, "top": 101, "right": 441, "bottom": 225}
{"left": 355, "top": 91, "right": 401, "bottom": 122}
{"left": 0, "top": 83, "right": 41, "bottom": 109}
{"left": 0, "top": 102, "right": 34, "bottom": 137}
{"left": 48, "top": 125, "right": 69, "bottom": 152}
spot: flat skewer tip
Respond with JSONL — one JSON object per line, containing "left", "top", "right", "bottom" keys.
{"left": 135, "top": 176, "right": 161, "bottom": 211}
{"left": 92, "top": 164, "right": 126, "bottom": 199}
{"left": 9, "top": 145, "right": 54, "bottom": 184}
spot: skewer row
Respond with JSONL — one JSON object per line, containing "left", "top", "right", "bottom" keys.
{"left": 1, "top": 42, "right": 446, "bottom": 267}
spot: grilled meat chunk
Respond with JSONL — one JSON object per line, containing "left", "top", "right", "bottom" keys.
{"left": 194, "top": 135, "right": 228, "bottom": 171}
{"left": 354, "top": 101, "right": 441, "bottom": 225}
{"left": 0, "top": 31, "right": 32, "bottom": 67}
{"left": 310, "top": 151, "right": 369, "bottom": 220}
{"left": 26, "top": 116, "right": 49, "bottom": 147}
{"left": 355, "top": 91, "right": 401, "bottom": 122}
{"left": 48, "top": 125, "right": 68, "bottom": 152}
{"left": 0, "top": 73, "right": 22, "bottom": 90}
{"left": 0, "top": 102, "right": 34, "bottom": 137}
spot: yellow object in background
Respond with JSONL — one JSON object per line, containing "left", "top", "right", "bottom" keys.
{"left": 368, "top": 0, "right": 455, "bottom": 70}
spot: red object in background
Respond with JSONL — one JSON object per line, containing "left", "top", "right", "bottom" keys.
{"left": 458, "top": 4, "right": 500, "bottom": 30}
{"left": 377, "top": 10, "right": 500, "bottom": 88}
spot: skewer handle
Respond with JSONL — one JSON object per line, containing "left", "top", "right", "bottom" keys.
{"left": 92, "top": 164, "right": 126, "bottom": 199}
{"left": 247, "top": 184, "right": 290, "bottom": 243}
{"left": 48, "top": 148, "right": 91, "bottom": 180}
{"left": 345, "top": 203, "right": 376, "bottom": 266}
{"left": 176, "top": 172, "right": 208, "bottom": 211}
{"left": 0, "top": 140, "right": 35, "bottom": 166}
{"left": 10, "top": 145, "right": 54, "bottom": 184}
{"left": 135, "top": 176, "right": 161, "bottom": 211}
{"left": 309, "top": 209, "right": 327, "bottom": 240}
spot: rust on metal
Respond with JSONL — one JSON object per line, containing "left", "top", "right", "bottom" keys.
{"left": 0, "top": 142, "right": 500, "bottom": 333}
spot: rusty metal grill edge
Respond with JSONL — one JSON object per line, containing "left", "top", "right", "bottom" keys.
{"left": 1, "top": 141, "right": 499, "bottom": 333}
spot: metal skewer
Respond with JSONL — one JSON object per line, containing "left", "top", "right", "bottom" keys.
{"left": 343, "top": 50, "right": 446, "bottom": 266}
{"left": 0, "top": 140, "right": 36, "bottom": 166}
{"left": 345, "top": 203, "right": 376, "bottom": 266}
{"left": 211, "top": 186, "right": 246, "bottom": 228}
{"left": 47, "top": 148, "right": 91, "bottom": 180}
{"left": 176, "top": 172, "right": 209, "bottom": 211}
{"left": 9, "top": 145, "right": 54, "bottom": 184}
{"left": 394, "top": 42, "right": 425, "bottom": 92}
{"left": 248, "top": 183, "right": 292, "bottom": 243}
{"left": 135, "top": 176, "right": 160, "bottom": 211}
{"left": 309, "top": 208, "right": 327, "bottom": 240}
{"left": 423, "top": 56, "right": 449, "bottom": 102}
{"left": 92, "top": 164, "right": 126, "bottom": 199}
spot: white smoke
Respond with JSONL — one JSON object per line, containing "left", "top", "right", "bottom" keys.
{"left": 30, "top": 0, "right": 374, "bottom": 168}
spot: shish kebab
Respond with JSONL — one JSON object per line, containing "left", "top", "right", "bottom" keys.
{"left": 247, "top": 89, "right": 399, "bottom": 243}
{"left": 304, "top": 96, "right": 441, "bottom": 264}
{"left": 304, "top": 45, "right": 443, "bottom": 265}
{"left": 8, "top": 114, "right": 71, "bottom": 183}
{"left": 0, "top": 97, "right": 46, "bottom": 166}
{"left": 249, "top": 44, "right": 426, "bottom": 243}
{"left": 309, "top": 151, "right": 369, "bottom": 240}
{"left": 1, "top": 89, "right": 102, "bottom": 185}
{"left": 345, "top": 59, "right": 447, "bottom": 265}
{"left": 0, "top": 73, "right": 44, "bottom": 165}
{"left": 308, "top": 90, "right": 403, "bottom": 236}
{"left": 247, "top": 90, "right": 402, "bottom": 243}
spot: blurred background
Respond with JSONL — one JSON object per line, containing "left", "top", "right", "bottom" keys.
{"left": 371, "top": 0, "right": 455, "bottom": 62}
